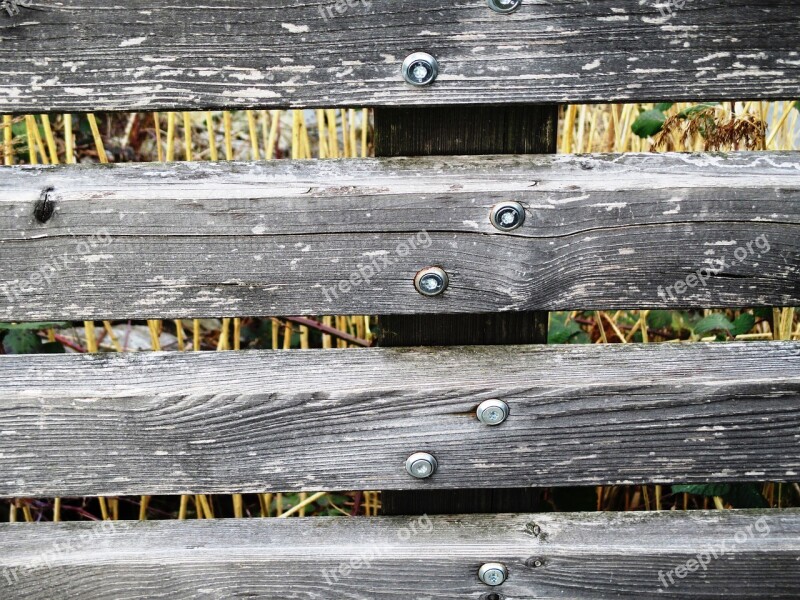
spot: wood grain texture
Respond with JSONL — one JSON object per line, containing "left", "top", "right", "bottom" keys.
{"left": 0, "top": 510, "right": 798, "bottom": 599}
{"left": 0, "top": 342, "right": 797, "bottom": 497}
{"left": 2, "top": 152, "right": 799, "bottom": 320}
{"left": 0, "top": 1, "right": 798, "bottom": 112}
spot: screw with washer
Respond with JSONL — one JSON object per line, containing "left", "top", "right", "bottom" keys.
{"left": 476, "top": 399, "right": 509, "bottom": 426}
{"left": 414, "top": 267, "right": 448, "bottom": 297}
{"left": 405, "top": 452, "right": 438, "bottom": 479}
{"left": 479, "top": 563, "right": 508, "bottom": 586}
{"left": 487, "top": 0, "right": 522, "bottom": 14}
{"left": 402, "top": 52, "right": 439, "bottom": 86}
{"left": 490, "top": 201, "right": 526, "bottom": 231}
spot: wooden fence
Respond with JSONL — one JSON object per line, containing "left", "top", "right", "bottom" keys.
{"left": 0, "top": 1, "right": 799, "bottom": 598}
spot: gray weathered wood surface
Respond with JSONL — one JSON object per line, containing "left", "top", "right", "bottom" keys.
{"left": 0, "top": 510, "right": 798, "bottom": 599}
{"left": 2, "top": 152, "right": 799, "bottom": 320}
{"left": 0, "top": 0, "right": 798, "bottom": 112}
{"left": 0, "top": 342, "right": 797, "bottom": 497}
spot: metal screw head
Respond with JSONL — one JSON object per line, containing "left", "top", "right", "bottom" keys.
{"left": 414, "top": 267, "right": 448, "bottom": 297}
{"left": 405, "top": 452, "right": 438, "bottom": 479}
{"left": 487, "top": 0, "right": 522, "bottom": 13}
{"left": 477, "top": 399, "right": 509, "bottom": 426}
{"left": 479, "top": 563, "right": 508, "bottom": 586}
{"left": 402, "top": 52, "right": 439, "bottom": 86}
{"left": 490, "top": 201, "right": 526, "bottom": 231}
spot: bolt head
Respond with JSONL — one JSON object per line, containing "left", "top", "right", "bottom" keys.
{"left": 476, "top": 399, "right": 509, "bottom": 426}
{"left": 479, "top": 563, "right": 508, "bottom": 586}
{"left": 414, "top": 267, "right": 448, "bottom": 297}
{"left": 402, "top": 52, "right": 439, "bottom": 86}
{"left": 405, "top": 452, "right": 438, "bottom": 479}
{"left": 490, "top": 201, "right": 526, "bottom": 231}
{"left": 488, "top": 0, "right": 522, "bottom": 13}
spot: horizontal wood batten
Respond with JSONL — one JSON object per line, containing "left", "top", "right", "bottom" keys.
{"left": 2, "top": 152, "right": 799, "bottom": 320}
{"left": 0, "top": 1, "right": 799, "bottom": 112}
{"left": 0, "top": 342, "right": 798, "bottom": 497}
{"left": 1, "top": 510, "right": 798, "bottom": 598}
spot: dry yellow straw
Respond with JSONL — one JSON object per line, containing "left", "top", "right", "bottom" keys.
{"left": 174, "top": 320, "right": 186, "bottom": 351}
{"left": 153, "top": 112, "right": 163, "bottom": 162}
{"left": 265, "top": 110, "right": 280, "bottom": 160}
{"left": 216, "top": 318, "right": 230, "bottom": 351}
{"left": 223, "top": 112, "right": 233, "bottom": 160}
{"left": 166, "top": 112, "right": 176, "bottom": 161}
{"left": 40, "top": 115, "right": 59, "bottom": 163}
{"left": 766, "top": 102, "right": 796, "bottom": 149}
{"left": 341, "top": 109, "right": 350, "bottom": 157}
{"left": 205, "top": 112, "right": 218, "bottom": 161}
{"left": 87, "top": 114, "right": 108, "bottom": 163}
{"left": 64, "top": 114, "right": 74, "bottom": 163}
{"left": 183, "top": 112, "right": 193, "bottom": 161}
{"left": 361, "top": 108, "right": 369, "bottom": 157}
{"left": 233, "top": 494, "right": 244, "bottom": 519}
{"left": 277, "top": 492, "right": 327, "bottom": 518}
{"left": 198, "top": 494, "right": 215, "bottom": 519}
{"left": 98, "top": 497, "right": 110, "bottom": 520}
{"left": 178, "top": 495, "right": 189, "bottom": 520}
{"left": 24, "top": 115, "right": 42, "bottom": 164}
{"left": 2, "top": 115, "right": 12, "bottom": 165}
{"left": 348, "top": 108, "right": 358, "bottom": 157}
{"left": 246, "top": 110, "right": 260, "bottom": 160}
{"left": 103, "top": 321, "right": 123, "bottom": 352}
{"left": 326, "top": 109, "right": 339, "bottom": 158}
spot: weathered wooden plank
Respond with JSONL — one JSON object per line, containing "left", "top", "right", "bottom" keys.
{"left": 0, "top": 342, "right": 797, "bottom": 497}
{"left": 2, "top": 152, "right": 799, "bottom": 320}
{"left": 0, "top": 0, "right": 798, "bottom": 113}
{"left": 1, "top": 510, "right": 798, "bottom": 598}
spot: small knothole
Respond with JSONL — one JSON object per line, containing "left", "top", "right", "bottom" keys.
{"left": 481, "top": 593, "right": 502, "bottom": 600}
{"left": 34, "top": 187, "right": 55, "bottom": 223}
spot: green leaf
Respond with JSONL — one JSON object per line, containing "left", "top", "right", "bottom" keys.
{"left": 693, "top": 314, "right": 734, "bottom": 336}
{"left": 655, "top": 102, "right": 674, "bottom": 112}
{"left": 672, "top": 483, "right": 731, "bottom": 497}
{"left": 569, "top": 330, "right": 592, "bottom": 345}
{"left": 678, "top": 102, "right": 720, "bottom": 118}
{"left": 732, "top": 313, "right": 756, "bottom": 337}
{"left": 794, "top": 101, "right": 800, "bottom": 113}
{"left": 548, "top": 320, "right": 583, "bottom": 344}
{"left": 0, "top": 321, "right": 68, "bottom": 331}
{"left": 672, "top": 483, "right": 768, "bottom": 508}
{"left": 646, "top": 310, "right": 673, "bottom": 330}
{"left": 754, "top": 307, "right": 773, "bottom": 321}
{"left": 632, "top": 109, "right": 667, "bottom": 138}
{"left": 41, "top": 341, "right": 66, "bottom": 354}
{"left": 724, "top": 484, "right": 769, "bottom": 509}
{"left": 2, "top": 330, "right": 43, "bottom": 354}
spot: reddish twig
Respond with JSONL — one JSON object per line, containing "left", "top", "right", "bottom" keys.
{"left": 351, "top": 491, "right": 363, "bottom": 516}
{"left": 50, "top": 333, "right": 87, "bottom": 353}
{"left": 282, "top": 317, "right": 371, "bottom": 347}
